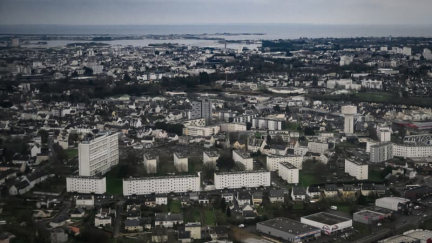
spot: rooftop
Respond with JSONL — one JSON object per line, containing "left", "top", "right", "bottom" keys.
{"left": 302, "top": 212, "right": 351, "bottom": 225}
{"left": 258, "top": 217, "right": 320, "bottom": 235}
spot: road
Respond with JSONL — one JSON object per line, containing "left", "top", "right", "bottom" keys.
{"left": 114, "top": 200, "right": 125, "bottom": 237}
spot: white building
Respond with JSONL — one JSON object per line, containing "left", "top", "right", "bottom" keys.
{"left": 123, "top": 174, "right": 200, "bottom": 196}
{"left": 66, "top": 176, "right": 106, "bottom": 194}
{"left": 266, "top": 154, "right": 303, "bottom": 171}
{"left": 232, "top": 150, "right": 253, "bottom": 171}
{"left": 203, "top": 151, "right": 219, "bottom": 167}
{"left": 361, "top": 80, "right": 383, "bottom": 90}
{"left": 143, "top": 154, "right": 158, "bottom": 174}
{"left": 76, "top": 195, "right": 94, "bottom": 208}
{"left": 340, "top": 56, "right": 353, "bottom": 66}
{"left": 219, "top": 123, "right": 247, "bottom": 132}
{"left": 301, "top": 212, "right": 352, "bottom": 236}
{"left": 344, "top": 159, "right": 368, "bottom": 180}
{"left": 341, "top": 106, "right": 357, "bottom": 134}
{"left": 214, "top": 170, "right": 271, "bottom": 189}
{"left": 393, "top": 144, "right": 432, "bottom": 158}
{"left": 78, "top": 132, "right": 119, "bottom": 176}
{"left": 173, "top": 153, "right": 189, "bottom": 172}
{"left": 278, "top": 162, "right": 299, "bottom": 184}
{"left": 375, "top": 197, "right": 410, "bottom": 211}
{"left": 251, "top": 118, "right": 285, "bottom": 131}
{"left": 182, "top": 125, "right": 220, "bottom": 137}
{"left": 378, "top": 126, "right": 391, "bottom": 142}
{"left": 308, "top": 142, "right": 329, "bottom": 155}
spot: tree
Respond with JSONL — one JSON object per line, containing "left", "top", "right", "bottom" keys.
{"left": 52, "top": 144, "right": 68, "bottom": 163}
{"left": 123, "top": 73, "right": 131, "bottom": 81}
{"left": 220, "top": 198, "right": 227, "bottom": 212}
{"left": 357, "top": 193, "right": 367, "bottom": 205}
{"left": 266, "top": 134, "right": 272, "bottom": 144}
{"left": 199, "top": 72, "right": 210, "bottom": 84}
{"left": 84, "top": 67, "right": 93, "bottom": 76}
{"left": 216, "top": 151, "right": 235, "bottom": 169}
{"left": 226, "top": 206, "right": 231, "bottom": 217}
{"left": 285, "top": 105, "right": 290, "bottom": 113}
{"left": 273, "top": 105, "right": 281, "bottom": 112}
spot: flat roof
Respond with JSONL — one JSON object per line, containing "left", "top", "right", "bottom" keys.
{"left": 404, "top": 230, "right": 432, "bottom": 240}
{"left": 258, "top": 217, "right": 320, "bottom": 235}
{"left": 215, "top": 170, "right": 269, "bottom": 175}
{"left": 346, "top": 159, "right": 368, "bottom": 166}
{"left": 124, "top": 174, "right": 199, "bottom": 181}
{"left": 354, "top": 210, "right": 385, "bottom": 217}
{"left": 280, "top": 162, "right": 298, "bottom": 169}
{"left": 233, "top": 150, "right": 251, "bottom": 159}
{"left": 303, "top": 212, "right": 351, "bottom": 225}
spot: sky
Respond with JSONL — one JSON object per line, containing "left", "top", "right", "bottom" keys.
{"left": 0, "top": 0, "right": 431, "bottom": 26}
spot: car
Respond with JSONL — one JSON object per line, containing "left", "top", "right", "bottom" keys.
{"left": 424, "top": 214, "right": 428, "bottom": 217}
{"left": 238, "top": 224, "right": 245, "bottom": 228}
{"left": 377, "top": 223, "right": 382, "bottom": 226}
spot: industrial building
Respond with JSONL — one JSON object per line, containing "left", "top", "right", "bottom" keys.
{"left": 301, "top": 212, "right": 352, "bottom": 235}
{"left": 256, "top": 217, "right": 321, "bottom": 242}
{"left": 375, "top": 197, "right": 411, "bottom": 212}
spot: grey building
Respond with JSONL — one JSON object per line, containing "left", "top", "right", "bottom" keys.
{"left": 256, "top": 217, "right": 321, "bottom": 242}
{"left": 370, "top": 142, "right": 393, "bottom": 163}
{"left": 190, "top": 99, "right": 212, "bottom": 120}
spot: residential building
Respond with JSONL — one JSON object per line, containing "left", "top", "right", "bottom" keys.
{"left": 143, "top": 154, "right": 158, "bottom": 174}
{"left": 232, "top": 150, "right": 253, "bottom": 171}
{"left": 203, "top": 151, "right": 219, "bottom": 167}
{"left": 345, "top": 159, "right": 368, "bottom": 180}
{"left": 182, "top": 125, "right": 220, "bottom": 137}
{"left": 251, "top": 118, "right": 285, "bottom": 131}
{"left": 78, "top": 132, "right": 119, "bottom": 176}
{"left": 278, "top": 162, "right": 299, "bottom": 184}
{"left": 155, "top": 213, "right": 184, "bottom": 228}
{"left": 189, "top": 99, "right": 212, "bottom": 120}
{"left": 393, "top": 143, "right": 432, "bottom": 158}
{"left": 308, "top": 142, "right": 329, "bottom": 155}
{"left": 174, "top": 153, "right": 188, "bottom": 172}
{"left": 123, "top": 174, "right": 201, "bottom": 196}
{"left": 214, "top": 170, "right": 271, "bottom": 189}
{"left": 266, "top": 154, "right": 303, "bottom": 171}
{"left": 66, "top": 176, "right": 106, "bottom": 194}
{"left": 370, "top": 142, "right": 393, "bottom": 163}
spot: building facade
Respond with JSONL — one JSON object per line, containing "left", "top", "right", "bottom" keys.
{"left": 123, "top": 174, "right": 201, "bottom": 195}
{"left": 266, "top": 154, "right": 303, "bottom": 171}
{"left": 370, "top": 142, "right": 393, "bottom": 163}
{"left": 78, "top": 132, "right": 119, "bottom": 176}
{"left": 214, "top": 170, "right": 271, "bottom": 189}
{"left": 278, "top": 162, "right": 299, "bottom": 184}
{"left": 66, "top": 176, "right": 106, "bottom": 194}
{"left": 344, "top": 159, "right": 368, "bottom": 180}
{"left": 232, "top": 150, "right": 253, "bottom": 171}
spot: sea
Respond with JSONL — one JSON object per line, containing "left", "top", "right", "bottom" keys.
{"left": 1, "top": 24, "right": 432, "bottom": 48}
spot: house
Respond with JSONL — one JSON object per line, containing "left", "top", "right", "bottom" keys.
{"left": 252, "top": 192, "right": 263, "bottom": 206}
{"left": 324, "top": 184, "right": 338, "bottom": 197}
{"left": 241, "top": 204, "right": 256, "bottom": 220}
{"left": 221, "top": 193, "right": 234, "bottom": 203}
{"left": 76, "top": 195, "right": 94, "bottom": 208}
{"left": 95, "top": 213, "right": 111, "bottom": 227}
{"left": 291, "top": 186, "right": 306, "bottom": 202}
{"left": 156, "top": 194, "right": 168, "bottom": 205}
{"left": 142, "top": 217, "right": 152, "bottom": 229}
{"left": 198, "top": 194, "right": 209, "bottom": 205}
{"left": 178, "top": 227, "right": 192, "bottom": 243}
{"left": 185, "top": 222, "right": 201, "bottom": 240}
{"left": 269, "top": 189, "right": 285, "bottom": 203}
{"left": 152, "top": 227, "right": 168, "bottom": 242}
{"left": 340, "top": 184, "right": 358, "bottom": 200}
{"left": 209, "top": 226, "right": 229, "bottom": 240}
{"left": 125, "top": 219, "right": 143, "bottom": 232}
{"left": 126, "top": 206, "right": 141, "bottom": 220}
{"left": 155, "top": 213, "right": 183, "bottom": 228}
{"left": 9, "top": 180, "right": 30, "bottom": 195}
{"left": 49, "top": 217, "right": 67, "bottom": 228}
{"left": 236, "top": 192, "right": 251, "bottom": 206}
{"left": 50, "top": 228, "right": 68, "bottom": 243}
{"left": 33, "top": 210, "right": 52, "bottom": 219}
{"left": 247, "top": 139, "right": 267, "bottom": 153}
{"left": 361, "top": 184, "right": 386, "bottom": 196}
{"left": 70, "top": 208, "right": 85, "bottom": 218}
{"left": 307, "top": 186, "right": 321, "bottom": 200}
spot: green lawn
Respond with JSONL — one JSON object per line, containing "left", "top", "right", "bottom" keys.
{"left": 202, "top": 209, "right": 215, "bottom": 226}
{"left": 369, "top": 169, "right": 384, "bottom": 182}
{"left": 299, "top": 171, "right": 322, "bottom": 187}
{"left": 184, "top": 207, "right": 201, "bottom": 223}
{"left": 292, "top": 203, "right": 305, "bottom": 210}
{"left": 285, "top": 122, "right": 300, "bottom": 131}
{"left": 169, "top": 200, "right": 182, "bottom": 213}
{"left": 356, "top": 92, "right": 394, "bottom": 102}
{"left": 105, "top": 166, "right": 123, "bottom": 195}
{"left": 65, "top": 148, "right": 78, "bottom": 159}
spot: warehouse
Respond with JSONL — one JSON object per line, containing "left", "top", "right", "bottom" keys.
{"left": 256, "top": 217, "right": 321, "bottom": 242}
{"left": 353, "top": 210, "right": 389, "bottom": 225}
{"left": 375, "top": 197, "right": 411, "bottom": 212}
{"left": 301, "top": 212, "right": 352, "bottom": 235}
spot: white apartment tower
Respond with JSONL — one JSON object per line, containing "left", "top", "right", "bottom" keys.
{"left": 278, "top": 162, "right": 299, "bottom": 184}
{"left": 189, "top": 99, "right": 212, "bottom": 120}
{"left": 344, "top": 159, "right": 368, "bottom": 180}
{"left": 341, "top": 105, "right": 357, "bottom": 134}
{"left": 174, "top": 153, "right": 189, "bottom": 172}
{"left": 78, "top": 132, "right": 119, "bottom": 176}
{"left": 143, "top": 154, "right": 158, "bottom": 174}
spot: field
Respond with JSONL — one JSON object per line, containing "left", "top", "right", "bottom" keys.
{"left": 203, "top": 209, "right": 216, "bottom": 226}
{"left": 299, "top": 171, "right": 323, "bottom": 187}
{"left": 65, "top": 148, "right": 78, "bottom": 159}
{"left": 169, "top": 200, "right": 182, "bottom": 213}
{"left": 285, "top": 122, "right": 300, "bottom": 131}
{"left": 105, "top": 166, "right": 123, "bottom": 195}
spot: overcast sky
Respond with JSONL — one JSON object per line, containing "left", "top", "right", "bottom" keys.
{"left": 0, "top": 0, "right": 431, "bottom": 26}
